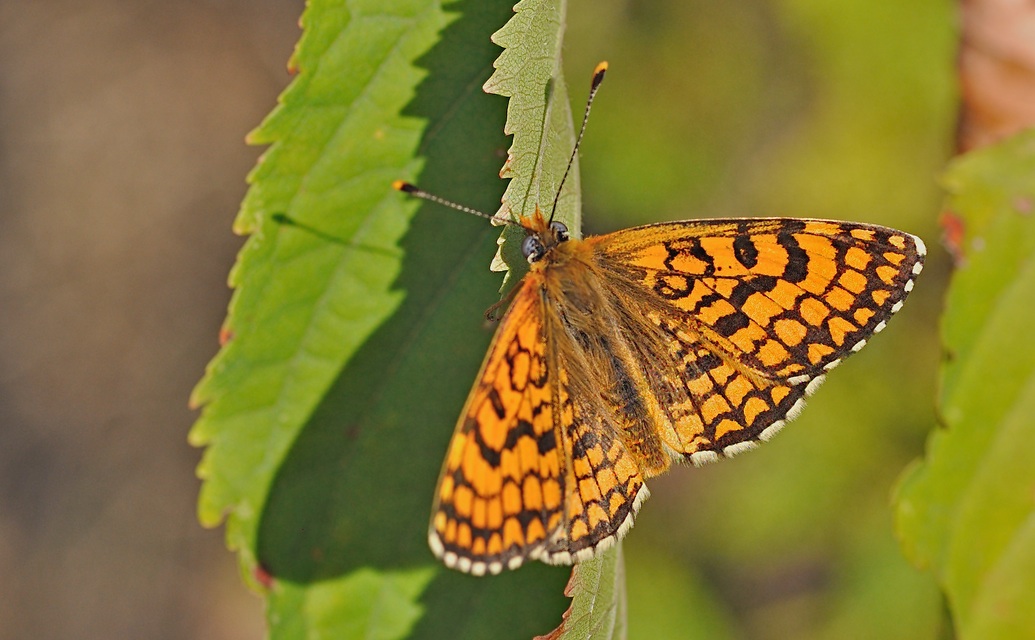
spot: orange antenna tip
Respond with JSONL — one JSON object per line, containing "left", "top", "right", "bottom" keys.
{"left": 549, "top": 62, "right": 609, "bottom": 221}
{"left": 592, "top": 61, "right": 608, "bottom": 88}
{"left": 393, "top": 180, "right": 416, "bottom": 193}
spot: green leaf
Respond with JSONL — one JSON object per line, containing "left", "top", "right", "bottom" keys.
{"left": 482, "top": 0, "right": 631, "bottom": 631}
{"left": 537, "top": 546, "right": 627, "bottom": 640}
{"left": 895, "top": 129, "right": 1035, "bottom": 639}
{"left": 271, "top": 568, "right": 436, "bottom": 640}
{"left": 189, "top": 0, "right": 582, "bottom": 636}
{"left": 484, "top": 0, "right": 583, "bottom": 287}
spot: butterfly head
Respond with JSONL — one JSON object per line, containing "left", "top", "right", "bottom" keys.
{"left": 393, "top": 180, "right": 574, "bottom": 266}
{"left": 519, "top": 209, "right": 571, "bottom": 264}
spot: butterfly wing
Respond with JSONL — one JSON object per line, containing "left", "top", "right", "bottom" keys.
{"left": 538, "top": 338, "right": 649, "bottom": 565}
{"left": 429, "top": 269, "right": 649, "bottom": 573}
{"left": 428, "top": 277, "right": 561, "bottom": 575}
{"left": 591, "top": 218, "right": 925, "bottom": 461}
{"left": 431, "top": 217, "right": 924, "bottom": 572}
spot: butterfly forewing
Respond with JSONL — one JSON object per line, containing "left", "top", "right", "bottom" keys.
{"left": 429, "top": 263, "right": 652, "bottom": 574}
{"left": 429, "top": 279, "right": 564, "bottom": 575}
{"left": 593, "top": 218, "right": 925, "bottom": 459}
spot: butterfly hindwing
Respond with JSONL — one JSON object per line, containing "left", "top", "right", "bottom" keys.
{"left": 541, "top": 352, "right": 648, "bottom": 564}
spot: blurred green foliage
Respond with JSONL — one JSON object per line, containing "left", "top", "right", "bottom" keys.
{"left": 563, "top": 0, "right": 954, "bottom": 638}
{"left": 897, "top": 130, "right": 1035, "bottom": 640}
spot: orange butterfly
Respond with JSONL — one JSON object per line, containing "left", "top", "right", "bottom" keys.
{"left": 396, "top": 63, "right": 925, "bottom": 576}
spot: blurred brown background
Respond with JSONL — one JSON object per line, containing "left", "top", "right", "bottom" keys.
{"left": 0, "top": 2, "right": 303, "bottom": 637}
{"left": 1, "top": 0, "right": 960, "bottom": 638}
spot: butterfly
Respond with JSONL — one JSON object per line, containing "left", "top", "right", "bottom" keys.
{"left": 396, "top": 63, "right": 925, "bottom": 576}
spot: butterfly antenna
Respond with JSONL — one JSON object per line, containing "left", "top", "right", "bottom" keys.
{"left": 392, "top": 180, "right": 502, "bottom": 223}
{"left": 549, "top": 61, "right": 608, "bottom": 223}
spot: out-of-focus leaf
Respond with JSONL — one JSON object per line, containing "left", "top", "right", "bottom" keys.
{"left": 895, "top": 129, "right": 1035, "bottom": 639}
{"left": 626, "top": 548, "right": 737, "bottom": 640}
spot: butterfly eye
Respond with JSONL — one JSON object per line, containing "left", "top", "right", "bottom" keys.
{"left": 550, "top": 221, "right": 570, "bottom": 243}
{"left": 522, "top": 235, "right": 546, "bottom": 263}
